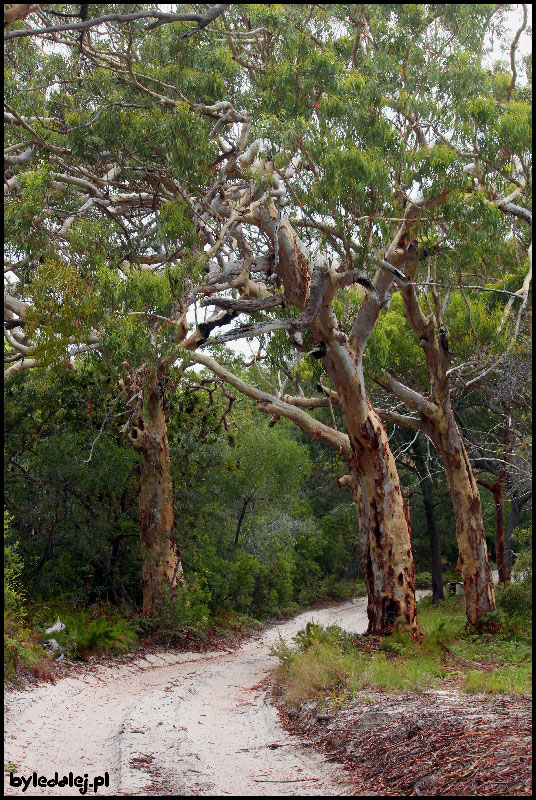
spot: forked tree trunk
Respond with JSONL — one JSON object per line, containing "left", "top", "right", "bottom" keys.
{"left": 128, "top": 369, "right": 182, "bottom": 616}
{"left": 257, "top": 204, "right": 419, "bottom": 635}
{"left": 189, "top": 201, "right": 419, "bottom": 635}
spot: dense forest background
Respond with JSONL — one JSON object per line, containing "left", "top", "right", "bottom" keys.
{"left": 5, "top": 331, "right": 530, "bottom": 619}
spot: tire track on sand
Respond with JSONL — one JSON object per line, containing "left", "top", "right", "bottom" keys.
{"left": 4, "top": 596, "right": 427, "bottom": 796}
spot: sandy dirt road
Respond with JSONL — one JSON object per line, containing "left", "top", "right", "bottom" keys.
{"left": 5, "top": 596, "right": 401, "bottom": 797}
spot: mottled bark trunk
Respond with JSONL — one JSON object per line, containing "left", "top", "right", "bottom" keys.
{"left": 129, "top": 371, "right": 182, "bottom": 616}
{"left": 346, "top": 407, "right": 418, "bottom": 635}
{"left": 480, "top": 475, "right": 510, "bottom": 583}
{"left": 493, "top": 479, "right": 510, "bottom": 583}
{"left": 398, "top": 273, "right": 495, "bottom": 627}
{"left": 431, "top": 414, "right": 495, "bottom": 626}
{"left": 247, "top": 203, "right": 418, "bottom": 635}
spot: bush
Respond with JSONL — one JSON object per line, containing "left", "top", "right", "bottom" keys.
{"left": 415, "top": 571, "right": 433, "bottom": 589}
{"left": 226, "top": 553, "right": 261, "bottom": 613}
{"left": 5, "top": 512, "right": 48, "bottom": 677}
{"left": 137, "top": 578, "right": 212, "bottom": 641}
{"left": 496, "top": 527, "right": 532, "bottom": 619}
{"left": 273, "top": 639, "right": 348, "bottom": 706}
{"left": 497, "top": 581, "right": 532, "bottom": 618}
{"left": 292, "top": 621, "right": 346, "bottom": 651}
{"left": 43, "top": 611, "right": 137, "bottom": 660}
{"left": 512, "top": 527, "right": 532, "bottom": 582}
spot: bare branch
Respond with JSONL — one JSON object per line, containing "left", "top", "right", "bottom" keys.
{"left": 505, "top": 4, "right": 528, "bottom": 102}
{"left": 384, "top": 373, "right": 441, "bottom": 420}
{"left": 200, "top": 294, "right": 284, "bottom": 313}
{"left": 186, "top": 350, "right": 351, "bottom": 457}
{"left": 4, "top": 6, "right": 232, "bottom": 40}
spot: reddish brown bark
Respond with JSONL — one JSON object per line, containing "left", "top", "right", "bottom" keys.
{"left": 129, "top": 369, "right": 181, "bottom": 616}
{"left": 346, "top": 408, "right": 417, "bottom": 634}
{"left": 479, "top": 473, "right": 510, "bottom": 584}
{"left": 430, "top": 413, "right": 495, "bottom": 625}
{"left": 393, "top": 266, "right": 496, "bottom": 627}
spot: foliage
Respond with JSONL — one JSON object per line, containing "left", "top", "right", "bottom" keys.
{"left": 414, "top": 572, "right": 433, "bottom": 590}
{"left": 496, "top": 527, "right": 532, "bottom": 619}
{"left": 4, "top": 511, "right": 48, "bottom": 678}
{"left": 4, "top": 367, "right": 141, "bottom": 605}
{"left": 3, "top": 4, "right": 532, "bottom": 657}
{"left": 44, "top": 614, "right": 137, "bottom": 660}
{"left": 271, "top": 594, "right": 531, "bottom": 707}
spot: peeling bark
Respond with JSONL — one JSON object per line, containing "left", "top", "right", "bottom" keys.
{"left": 129, "top": 369, "right": 182, "bottom": 616}
{"left": 430, "top": 413, "right": 495, "bottom": 625}
{"left": 256, "top": 204, "right": 417, "bottom": 634}
{"left": 345, "top": 408, "right": 417, "bottom": 634}
{"left": 398, "top": 278, "right": 495, "bottom": 627}
{"left": 190, "top": 202, "right": 418, "bottom": 635}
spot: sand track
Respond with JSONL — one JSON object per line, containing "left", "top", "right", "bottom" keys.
{"left": 5, "top": 597, "right": 388, "bottom": 797}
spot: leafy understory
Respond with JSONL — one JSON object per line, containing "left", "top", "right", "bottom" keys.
{"left": 271, "top": 594, "right": 532, "bottom": 709}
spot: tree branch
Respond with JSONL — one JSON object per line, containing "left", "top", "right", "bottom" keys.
{"left": 4, "top": 6, "right": 232, "bottom": 40}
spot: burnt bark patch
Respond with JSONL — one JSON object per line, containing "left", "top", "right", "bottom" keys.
{"left": 370, "top": 498, "right": 383, "bottom": 548}
{"left": 382, "top": 596, "right": 400, "bottom": 630}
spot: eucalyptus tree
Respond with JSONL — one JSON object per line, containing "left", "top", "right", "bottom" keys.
{"left": 455, "top": 341, "right": 532, "bottom": 582}
{"left": 4, "top": 4, "right": 531, "bottom": 630}
{"left": 182, "top": 4, "right": 530, "bottom": 629}
{"left": 4, "top": 3, "right": 233, "bottom": 615}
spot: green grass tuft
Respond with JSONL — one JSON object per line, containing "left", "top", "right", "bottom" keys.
{"left": 271, "top": 593, "right": 532, "bottom": 708}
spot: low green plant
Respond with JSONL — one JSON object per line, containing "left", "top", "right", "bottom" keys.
{"left": 4, "top": 512, "right": 49, "bottom": 678}
{"left": 463, "top": 663, "right": 532, "bottom": 694}
{"left": 43, "top": 611, "right": 137, "bottom": 659}
{"left": 271, "top": 593, "right": 532, "bottom": 709}
{"left": 136, "top": 579, "right": 213, "bottom": 642}
{"left": 497, "top": 581, "right": 532, "bottom": 618}
{"left": 292, "top": 621, "right": 347, "bottom": 650}
{"left": 273, "top": 640, "right": 348, "bottom": 706}
{"left": 474, "top": 609, "right": 504, "bottom": 634}
{"left": 496, "top": 529, "right": 532, "bottom": 622}
{"left": 415, "top": 571, "right": 433, "bottom": 589}
{"left": 347, "top": 652, "right": 446, "bottom": 693}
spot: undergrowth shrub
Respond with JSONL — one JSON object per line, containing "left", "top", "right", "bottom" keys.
{"left": 273, "top": 640, "right": 348, "bottom": 706}
{"left": 42, "top": 611, "right": 137, "bottom": 660}
{"left": 496, "top": 527, "right": 532, "bottom": 621}
{"left": 271, "top": 592, "right": 532, "bottom": 708}
{"left": 4, "top": 511, "right": 48, "bottom": 678}
{"left": 136, "top": 579, "right": 212, "bottom": 641}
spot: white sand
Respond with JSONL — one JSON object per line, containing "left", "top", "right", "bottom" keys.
{"left": 5, "top": 597, "right": 389, "bottom": 796}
